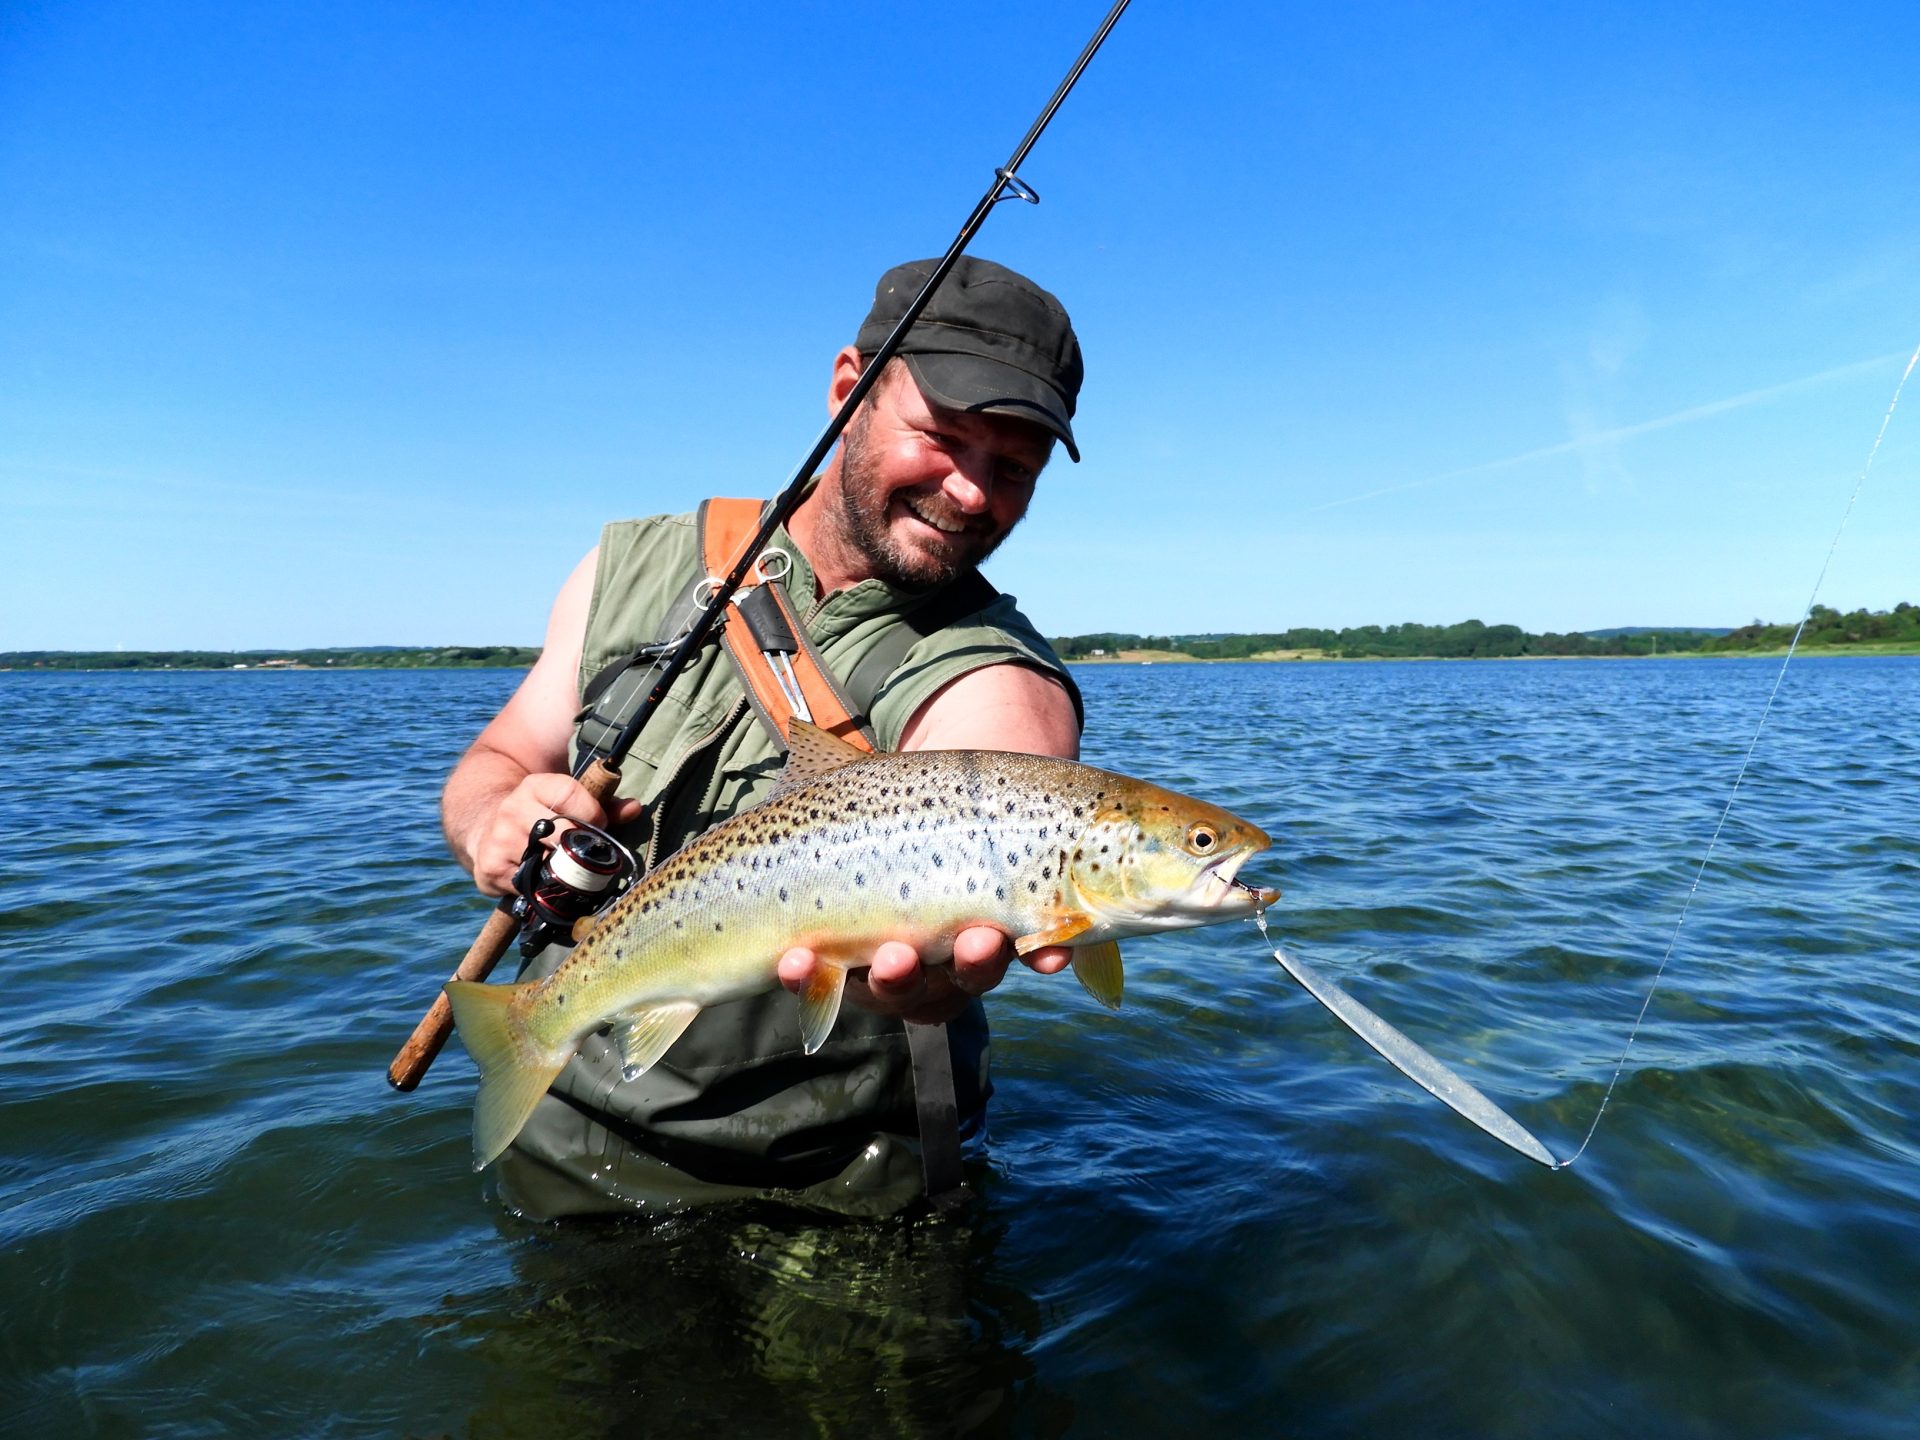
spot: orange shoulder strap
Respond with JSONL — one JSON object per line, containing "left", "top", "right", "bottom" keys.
{"left": 698, "top": 497, "right": 876, "bottom": 753}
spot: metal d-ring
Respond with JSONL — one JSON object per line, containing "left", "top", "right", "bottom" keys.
{"left": 752, "top": 548, "right": 793, "bottom": 585}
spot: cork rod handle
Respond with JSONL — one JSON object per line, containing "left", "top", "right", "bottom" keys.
{"left": 385, "top": 757, "right": 624, "bottom": 1091}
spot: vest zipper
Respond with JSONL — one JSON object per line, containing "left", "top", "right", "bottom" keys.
{"left": 642, "top": 694, "right": 749, "bottom": 875}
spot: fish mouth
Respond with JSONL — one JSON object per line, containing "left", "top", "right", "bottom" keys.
{"left": 1203, "top": 847, "right": 1281, "bottom": 909}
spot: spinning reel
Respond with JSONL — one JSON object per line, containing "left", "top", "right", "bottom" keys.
{"left": 507, "top": 817, "right": 640, "bottom": 957}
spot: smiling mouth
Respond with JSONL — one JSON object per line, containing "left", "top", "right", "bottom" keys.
{"left": 900, "top": 495, "right": 973, "bottom": 537}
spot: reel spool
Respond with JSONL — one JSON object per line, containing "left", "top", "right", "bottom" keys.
{"left": 509, "top": 817, "right": 639, "bottom": 957}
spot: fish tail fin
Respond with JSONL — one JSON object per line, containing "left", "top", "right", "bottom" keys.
{"left": 445, "top": 980, "right": 569, "bottom": 1171}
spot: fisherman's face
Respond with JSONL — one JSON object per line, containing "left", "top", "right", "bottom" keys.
{"left": 831, "top": 362, "right": 1053, "bottom": 590}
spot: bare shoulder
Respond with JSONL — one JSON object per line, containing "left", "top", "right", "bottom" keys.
{"left": 897, "top": 661, "right": 1080, "bottom": 759}
{"left": 470, "top": 547, "right": 600, "bottom": 773}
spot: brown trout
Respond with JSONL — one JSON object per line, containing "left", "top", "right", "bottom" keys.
{"left": 447, "top": 721, "right": 1278, "bottom": 1169}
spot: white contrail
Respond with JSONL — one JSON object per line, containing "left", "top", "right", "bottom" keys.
{"left": 1300, "top": 352, "right": 1907, "bottom": 516}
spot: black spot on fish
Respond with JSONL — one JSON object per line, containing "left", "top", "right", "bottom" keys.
{"left": 714, "top": 922, "right": 724, "bottom": 933}
{"left": 931, "top": 853, "right": 943, "bottom": 868}
{"left": 1027, "top": 880, "right": 1038, "bottom": 894}
{"left": 967, "top": 877, "right": 977, "bottom": 894}
{"left": 778, "top": 886, "right": 789, "bottom": 903}
{"left": 815, "top": 897, "right": 824, "bottom": 910}
{"left": 899, "top": 880, "right": 911, "bottom": 900}
{"left": 1042, "top": 865, "right": 1052, "bottom": 879}
{"left": 995, "top": 885, "right": 1006, "bottom": 901}
{"left": 855, "top": 872, "right": 866, "bottom": 888}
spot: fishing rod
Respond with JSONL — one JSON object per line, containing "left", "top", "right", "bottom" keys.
{"left": 387, "top": 0, "right": 1134, "bottom": 1092}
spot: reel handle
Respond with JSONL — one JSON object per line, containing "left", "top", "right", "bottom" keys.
{"left": 385, "top": 757, "right": 624, "bottom": 1092}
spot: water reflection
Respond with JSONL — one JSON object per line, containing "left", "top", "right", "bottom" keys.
{"left": 452, "top": 1192, "right": 1065, "bottom": 1440}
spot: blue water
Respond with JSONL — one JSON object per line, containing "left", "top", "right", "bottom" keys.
{"left": 2, "top": 659, "right": 1915, "bottom": 1438}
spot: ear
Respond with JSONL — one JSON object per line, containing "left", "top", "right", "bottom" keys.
{"left": 827, "top": 345, "right": 865, "bottom": 414}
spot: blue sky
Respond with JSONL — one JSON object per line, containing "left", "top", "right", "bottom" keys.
{"left": 4, "top": 1, "right": 1916, "bottom": 650}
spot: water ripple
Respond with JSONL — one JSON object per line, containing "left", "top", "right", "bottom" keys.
{"left": 2, "top": 660, "right": 1918, "bottom": 1437}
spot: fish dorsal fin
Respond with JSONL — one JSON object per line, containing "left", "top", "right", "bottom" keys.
{"left": 613, "top": 1001, "right": 702, "bottom": 1081}
{"left": 781, "top": 719, "right": 871, "bottom": 788}
{"left": 1071, "top": 940, "right": 1124, "bottom": 1011}
{"left": 796, "top": 961, "right": 848, "bottom": 1054}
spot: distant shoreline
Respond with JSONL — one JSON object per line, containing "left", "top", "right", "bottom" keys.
{"left": 5, "top": 607, "right": 1915, "bottom": 671}
{"left": 1066, "top": 644, "right": 1920, "bottom": 664}
{"left": 6, "top": 644, "right": 1918, "bottom": 674}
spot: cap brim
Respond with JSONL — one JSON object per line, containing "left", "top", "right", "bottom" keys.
{"left": 903, "top": 353, "right": 1080, "bottom": 463}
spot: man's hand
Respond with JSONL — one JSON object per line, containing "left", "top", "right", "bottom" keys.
{"left": 777, "top": 927, "right": 1074, "bottom": 1026}
{"left": 462, "top": 770, "right": 644, "bottom": 897}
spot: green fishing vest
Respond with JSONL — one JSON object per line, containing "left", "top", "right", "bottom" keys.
{"left": 498, "top": 508, "right": 1079, "bottom": 1216}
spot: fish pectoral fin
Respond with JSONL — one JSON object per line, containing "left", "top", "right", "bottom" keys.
{"left": 613, "top": 1001, "right": 702, "bottom": 1081}
{"left": 1070, "top": 940, "right": 1125, "bottom": 1011}
{"left": 796, "top": 961, "right": 848, "bottom": 1055}
{"left": 1014, "top": 912, "right": 1095, "bottom": 955}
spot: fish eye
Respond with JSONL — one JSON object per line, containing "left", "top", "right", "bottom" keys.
{"left": 1186, "top": 823, "right": 1218, "bottom": 854}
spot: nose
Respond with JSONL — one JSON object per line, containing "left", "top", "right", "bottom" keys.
{"left": 941, "top": 452, "right": 994, "bottom": 513}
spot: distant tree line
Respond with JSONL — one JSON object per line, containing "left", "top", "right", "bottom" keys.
{"left": 9, "top": 603, "right": 1914, "bottom": 672}
{"left": 2, "top": 646, "right": 541, "bottom": 671}
{"left": 1050, "top": 603, "right": 1919, "bottom": 661}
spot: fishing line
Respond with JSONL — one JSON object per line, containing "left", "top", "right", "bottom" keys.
{"left": 1245, "top": 344, "right": 1917, "bottom": 1171}
{"left": 1556, "top": 340, "right": 1920, "bottom": 1169}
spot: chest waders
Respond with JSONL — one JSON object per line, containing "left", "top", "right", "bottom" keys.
{"left": 572, "top": 498, "right": 999, "bottom": 1209}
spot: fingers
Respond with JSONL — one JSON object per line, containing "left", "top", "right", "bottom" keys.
{"left": 781, "top": 929, "right": 1077, "bottom": 1024}
{"left": 1021, "top": 945, "right": 1074, "bottom": 976}
{"left": 474, "top": 773, "right": 616, "bottom": 896}
{"left": 950, "top": 926, "right": 1014, "bottom": 995}
{"left": 777, "top": 947, "right": 816, "bottom": 994}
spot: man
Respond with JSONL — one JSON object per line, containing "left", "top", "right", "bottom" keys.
{"left": 441, "top": 257, "right": 1084, "bottom": 1216}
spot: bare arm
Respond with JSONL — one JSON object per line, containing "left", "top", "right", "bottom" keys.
{"left": 779, "top": 661, "right": 1083, "bottom": 1022}
{"left": 441, "top": 548, "right": 640, "bottom": 894}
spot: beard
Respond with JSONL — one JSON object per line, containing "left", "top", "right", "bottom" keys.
{"left": 829, "top": 413, "right": 1009, "bottom": 591}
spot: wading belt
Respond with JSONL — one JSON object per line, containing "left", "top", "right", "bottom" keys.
{"left": 573, "top": 497, "right": 999, "bottom": 1209}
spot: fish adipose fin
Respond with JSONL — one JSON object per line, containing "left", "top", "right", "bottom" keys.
{"left": 796, "top": 961, "right": 848, "bottom": 1053}
{"left": 1015, "top": 912, "right": 1094, "bottom": 955}
{"left": 1071, "top": 940, "right": 1125, "bottom": 1010}
{"left": 613, "top": 1001, "right": 702, "bottom": 1081}
{"left": 445, "top": 980, "right": 571, "bottom": 1171}
{"left": 780, "top": 719, "right": 871, "bottom": 789}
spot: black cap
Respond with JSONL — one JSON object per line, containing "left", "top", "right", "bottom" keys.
{"left": 855, "top": 257, "right": 1083, "bottom": 462}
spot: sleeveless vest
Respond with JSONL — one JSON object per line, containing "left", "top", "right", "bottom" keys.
{"left": 501, "top": 507, "right": 1080, "bottom": 1209}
